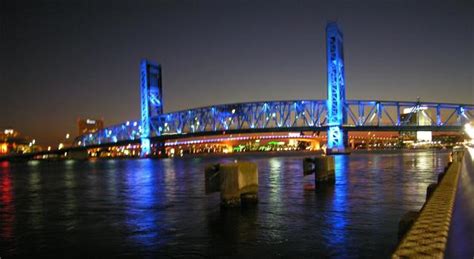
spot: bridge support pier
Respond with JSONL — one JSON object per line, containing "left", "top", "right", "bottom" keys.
{"left": 141, "top": 138, "right": 151, "bottom": 157}
{"left": 303, "top": 156, "right": 336, "bottom": 185}
{"left": 326, "top": 126, "right": 350, "bottom": 155}
{"left": 205, "top": 162, "right": 259, "bottom": 208}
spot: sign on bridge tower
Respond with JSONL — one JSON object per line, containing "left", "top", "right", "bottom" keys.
{"left": 326, "top": 22, "right": 349, "bottom": 154}
{"left": 140, "top": 59, "right": 163, "bottom": 156}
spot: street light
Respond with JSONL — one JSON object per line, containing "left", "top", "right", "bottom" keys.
{"left": 464, "top": 122, "right": 474, "bottom": 140}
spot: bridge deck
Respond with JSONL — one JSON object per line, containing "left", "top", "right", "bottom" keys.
{"left": 445, "top": 146, "right": 474, "bottom": 257}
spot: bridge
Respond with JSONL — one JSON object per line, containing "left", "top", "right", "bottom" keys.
{"left": 72, "top": 22, "right": 473, "bottom": 156}
{"left": 1, "top": 22, "right": 471, "bottom": 161}
{"left": 76, "top": 99, "right": 473, "bottom": 146}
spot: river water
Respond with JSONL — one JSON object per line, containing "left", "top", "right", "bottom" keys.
{"left": 0, "top": 150, "right": 449, "bottom": 258}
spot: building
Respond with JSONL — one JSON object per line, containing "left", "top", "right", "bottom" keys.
{"left": 77, "top": 118, "right": 104, "bottom": 136}
{"left": 399, "top": 107, "right": 432, "bottom": 142}
{"left": 0, "top": 129, "right": 39, "bottom": 154}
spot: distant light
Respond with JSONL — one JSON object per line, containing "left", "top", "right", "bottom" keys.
{"left": 47, "top": 146, "right": 51, "bottom": 151}
{"left": 126, "top": 121, "right": 130, "bottom": 126}
{"left": 86, "top": 119, "right": 96, "bottom": 124}
{"left": 58, "top": 143, "right": 64, "bottom": 150}
{"left": 65, "top": 133, "right": 70, "bottom": 139}
{"left": 288, "top": 132, "right": 300, "bottom": 137}
{"left": 465, "top": 123, "right": 474, "bottom": 139}
{"left": 31, "top": 139, "right": 36, "bottom": 144}
{"left": 231, "top": 109, "right": 236, "bottom": 114}
{"left": 133, "top": 121, "right": 138, "bottom": 127}
{"left": 403, "top": 106, "right": 428, "bottom": 114}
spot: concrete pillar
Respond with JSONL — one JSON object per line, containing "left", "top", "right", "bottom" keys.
{"left": 205, "top": 164, "right": 221, "bottom": 194}
{"left": 314, "top": 156, "right": 335, "bottom": 184}
{"left": 205, "top": 162, "right": 258, "bottom": 207}
{"left": 303, "top": 156, "right": 335, "bottom": 185}
{"left": 303, "top": 158, "right": 316, "bottom": 176}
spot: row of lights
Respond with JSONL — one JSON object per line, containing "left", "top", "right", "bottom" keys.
{"left": 164, "top": 134, "right": 316, "bottom": 147}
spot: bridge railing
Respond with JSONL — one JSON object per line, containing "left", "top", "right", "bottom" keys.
{"left": 74, "top": 100, "right": 474, "bottom": 147}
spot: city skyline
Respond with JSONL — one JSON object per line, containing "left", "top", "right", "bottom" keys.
{"left": 1, "top": 0, "right": 472, "bottom": 146}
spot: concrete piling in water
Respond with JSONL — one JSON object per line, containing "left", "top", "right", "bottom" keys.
{"left": 303, "top": 156, "right": 335, "bottom": 185}
{"left": 314, "top": 156, "right": 335, "bottom": 184}
{"left": 303, "top": 158, "right": 315, "bottom": 176}
{"left": 205, "top": 161, "right": 258, "bottom": 208}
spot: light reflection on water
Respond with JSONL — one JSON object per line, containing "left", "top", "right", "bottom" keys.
{"left": 327, "top": 155, "right": 348, "bottom": 256}
{"left": 0, "top": 161, "right": 14, "bottom": 244}
{"left": 0, "top": 150, "right": 449, "bottom": 257}
{"left": 125, "top": 159, "right": 160, "bottom": 249}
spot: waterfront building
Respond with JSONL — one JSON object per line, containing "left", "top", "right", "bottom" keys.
{"left": 0, "top": 129, "right": 39, "bottom": 154}
{"left": 77, "top": 118, "right": 104, "bottom": 136}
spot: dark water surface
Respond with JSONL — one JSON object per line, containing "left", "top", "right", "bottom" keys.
{"left": 0, "top": 150, "right": 449, "bottom": 258}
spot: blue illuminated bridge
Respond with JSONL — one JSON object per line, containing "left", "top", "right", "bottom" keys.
{"left": 75, "top": 22, "right": 473, "bottom": 155}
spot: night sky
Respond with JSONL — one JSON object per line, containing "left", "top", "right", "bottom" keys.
{"left": 1, "top": 0, "right": 472, "bottom": 146}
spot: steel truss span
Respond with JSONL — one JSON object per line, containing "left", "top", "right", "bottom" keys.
{"left": 76, "top": 100, "right": 474, "bottom": 147}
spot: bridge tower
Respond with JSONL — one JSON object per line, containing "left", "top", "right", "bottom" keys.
{"left": 326, "top": 22, "right": 349, "bottom": 154}
{"left": 140, "top": 59, "right": 163, "bottom": 156}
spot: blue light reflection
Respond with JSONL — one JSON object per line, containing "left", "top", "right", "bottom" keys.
{"left": 124, "top": 159, "right": 163, "bottom": 249}
{"left": 327, "top": 155, "right": 349, "bottom": 254}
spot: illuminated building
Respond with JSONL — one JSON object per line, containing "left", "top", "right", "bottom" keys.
{"left": 0, "top": 129, "right": 39, "bottom": 154}
{"left": 400, "top": 107, "right": 432, "bottom": 142}
{"left": 78, "top": 118, "right": 104, "bottom": 136}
